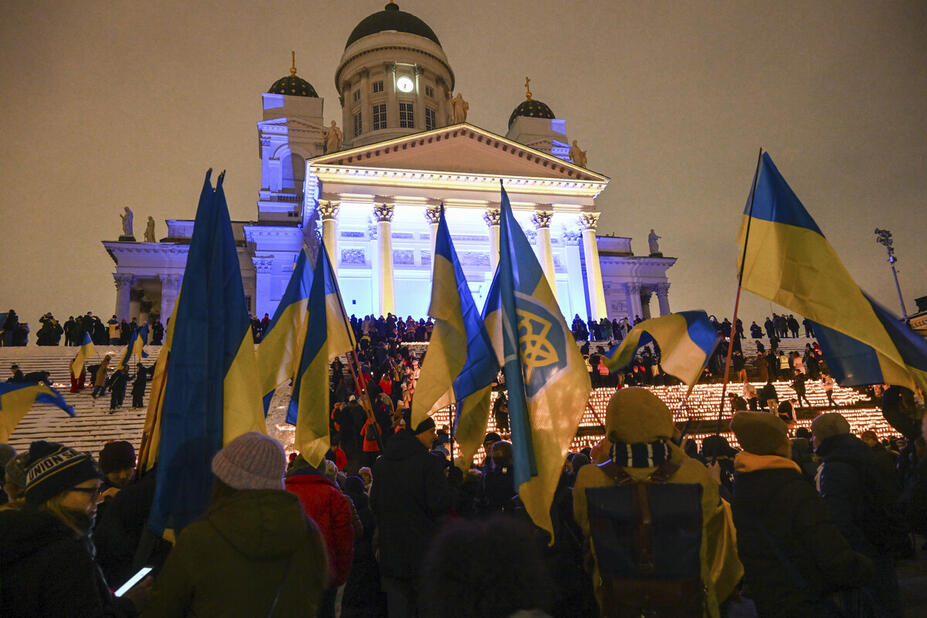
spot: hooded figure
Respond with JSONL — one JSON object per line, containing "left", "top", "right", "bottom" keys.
{"left": 572, "top": 388, "right": 742, "bottom": 617}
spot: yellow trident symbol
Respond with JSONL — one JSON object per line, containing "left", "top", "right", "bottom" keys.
{"left": 516, "top": 308, "right": 560, "bottom": 383}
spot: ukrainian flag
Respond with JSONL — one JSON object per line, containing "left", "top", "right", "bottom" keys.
{"left": 1, "top": 382, "right": 75, "bottom": 442}
{"left": 70, "top": 331, "right": 97, "bottom": 377}
{"left": 257, "top": 247, "right": 314, "bottom": 413}
{"left": 738, "top": 152, "right": 927, "bottom": 393}
{"left": 603, "top": 311, "right": 720, "bottom": 390}
{"left": 148, "top": 171, "right": 266, "bottom": 534}
{"left": 287, "top": 239, "right": 356, "bottom": 467}
{"left": 116, "top": 324, "right": 149, "bottom": 370}
{"left": 411, "top": 206, "right": 498, "bottom": 435}
{"left": 492, "top": 184, "right": 591, "bottom": 539}
{"left": 452, "top": 271, "right": 503, "bottom": 470}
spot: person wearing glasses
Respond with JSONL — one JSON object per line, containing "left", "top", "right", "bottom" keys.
{"left": 0, "top": 441, "right": 147, "bottom": 615}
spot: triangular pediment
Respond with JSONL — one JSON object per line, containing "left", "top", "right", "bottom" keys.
{"left": 309, "top": 124, "right": 607, "bottom": 182}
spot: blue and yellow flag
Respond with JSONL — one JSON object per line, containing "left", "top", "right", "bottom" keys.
{"left": 70, "top": 331, "right": 97, "bottom": 376}
{"left": 148, "top": 171, "right": 266, "bottom": 535}
{"left": 492, "top": 184, "right": 591, "bottom": 539}
{"left": 257, "top": 247, "right": 314, "bottom": 413}
{"left": 116, "top": 324, "right": 149, "bottom": 370}
{"left": 411, "top": 206, "right": 498, "bottom": 435}
{"left": 1, "top": 382, "right": 75, "bottom": 442}
{"left": 738, "top": 152, "right": 927, "bottom": 393}
{"left": 603, "top": 311, "right": 720, "bottom": 390}
{"left": 287, "top": 239, "right": 356, "bottom": 467}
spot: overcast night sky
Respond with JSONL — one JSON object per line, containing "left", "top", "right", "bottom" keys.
{"left": 2, "top": 0, "right": 925, "bottom": 328}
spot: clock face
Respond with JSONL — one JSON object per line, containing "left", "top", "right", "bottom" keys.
{"left": 396, "top": 75, "right": 414, "bottom": 93}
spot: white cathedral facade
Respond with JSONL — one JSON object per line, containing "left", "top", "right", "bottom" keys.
{"left": 103, "top": 2, "right": 675, "bottom": 326}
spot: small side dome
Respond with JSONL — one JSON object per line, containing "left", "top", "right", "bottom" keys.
{"left": 508, "top": 77, "right": 555, "bottom": 127}
{"left": 346, "top": 2, "right": 441, "bottom": 49}
{"left": 268, "top": 52, "right": 319, "bottom": 97}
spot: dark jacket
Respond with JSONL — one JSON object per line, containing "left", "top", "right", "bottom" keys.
{"left": 816, "top": 433, "right": 898, "bottom": 556}
{"left": 143, "top": 489, "right": 327, "bottom": 617}
{"left": 0, "top": 507, "right": 130, "bottom": 617}
{"left": 731, "top": 454, "right": 874, "bottom": 617}
{"left": 370, "top": 429, "right": 451, "bottom": 582}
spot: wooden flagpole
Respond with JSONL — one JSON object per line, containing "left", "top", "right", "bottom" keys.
{"left": 716, "top": 148, "right": 763, "bottom": 434}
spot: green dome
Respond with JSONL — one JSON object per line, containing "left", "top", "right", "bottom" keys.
{"left": 508, "top": 98, "right": 555, "bottom": 127}
{"left": 346, "top": 2, "right": 441, "bottom": 49}
{"left": 268, "top": 74, "right": 319, "bottom": 98}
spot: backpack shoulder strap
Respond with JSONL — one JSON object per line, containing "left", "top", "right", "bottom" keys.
{"left": 648, "top": 458, "right": 682, "bottom": 484}
{"left": 598, "top": 460, "right": 633, "bottom": 485}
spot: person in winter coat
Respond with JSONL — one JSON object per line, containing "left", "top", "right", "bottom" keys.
{"left": 285, "top": 454, "right": 356, "bottom": 618}
{"left": 340, "top": 475, "right": 387, "bottom": 617}
{"left": 144, "top": 432, "right": 328, "bottom": 617}
{"left": 573, "top": 388, "right": 743, "bottom": 618}
{"left": 812, "top": 413, "right": 904, "bottom": 617}
{"left": 0, "top": 441, "right": 145, "bottom": 616}
{"left": 131, "top": 363, "right": 149, "bottom": 408}
{"left": 730, "top": 413, "right": 874, "bottom": 617}
{"left": 370, "top": 416, "right": 451, "bottom": 617}
{"left": 93, "top": 354, "right": 111, "bottom": 398}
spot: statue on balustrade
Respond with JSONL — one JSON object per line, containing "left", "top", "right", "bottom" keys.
{"left": 120, "top": 206, "right": 134, "bottom": 238}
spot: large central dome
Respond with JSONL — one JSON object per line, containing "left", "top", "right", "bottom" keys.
{"left": 345, "top": 2, "right": 441, "bottom": 49}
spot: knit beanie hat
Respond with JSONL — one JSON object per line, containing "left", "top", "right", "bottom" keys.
{"left": 211, "top": 432, "right": 285, "bottom": 490}
{"left": 25, "top": 441, "right": 102, "bottom": 505}
{"left": 99, "top": 441, "right": 136, "bottom": 475}
{"left": 412, "top": 416, "right": 436, "bottom": 436}
{"left": 731, "top": 412, "right": 790, "bottom": 457}
{"left": 811, "top": 413, "right": 851, "bottom": 443}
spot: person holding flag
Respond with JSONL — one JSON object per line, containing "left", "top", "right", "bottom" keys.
{"left": 410, "top": 204, "right": 498, "bottom": 470}
{"left": 69, "top": 331, "right": 96, "bottom": 393}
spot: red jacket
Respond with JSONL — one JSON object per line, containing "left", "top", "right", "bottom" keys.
{"left": 285, "top": 471, "right": 355, "bottom": 586}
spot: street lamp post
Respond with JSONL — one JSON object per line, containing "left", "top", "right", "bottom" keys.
{"left": 874, "top": 228, "right": 908, "bottom": 321}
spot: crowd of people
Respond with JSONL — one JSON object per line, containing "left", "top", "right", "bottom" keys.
{"left": 2, "top": 381, "right": 925, "bottom": 617}
{"left": 0, "top": 309, "right": 167, "bottom": 348}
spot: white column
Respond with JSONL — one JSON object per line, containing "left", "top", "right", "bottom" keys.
{"left": 579, "top": 213, "right": 608, "bottom": 321}
{"left": 318, "top": 200, "right": 340, "bottom": 267}
{"left": 114, "top": 273, "right": 133, "bottom": 321}
{"left": 563, "top": 230, "right": 586, "bottom": 320}
{"left": 374, "top": 201, "right": 395, "bottom": 316}
{"left": 655, "top": 282, "right": 671, "bottom": 316}
{"left": 532, "top": 210, "right": 556, "bottom": 298}
{"left": 159, "top": 274, "right": 181, "bottom": 320}
{"left": 626, "top": 282, "right": 644, "bottom": 322}
{"left": 483, "top": 206, "right": 501, "bottom": 273}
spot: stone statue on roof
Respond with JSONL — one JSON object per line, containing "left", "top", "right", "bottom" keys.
{"left": 569, "top": 140, "right": 587, "bottom": 168}
{"left": 144, "top": 216, "right": 156, "bottom": 243}
{"left": 649, "top": 229, "right": 662, "bottom": 255}
{"left": 325, "top": 120, "right": 343, "bottom": 153}
{"left": 450, "top": 92, "right": 469, "bottom": 123}
{"left": 120, "top": 207, "right": 134, "bottom": 238}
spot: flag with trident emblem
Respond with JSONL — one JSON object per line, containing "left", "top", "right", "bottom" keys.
{"left": 491, "top": 183, "right": 591, "bottom": 541}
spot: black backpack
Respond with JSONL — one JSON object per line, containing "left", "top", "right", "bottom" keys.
{"left": 585, "top": 459, "right": 705, "bottom": 618}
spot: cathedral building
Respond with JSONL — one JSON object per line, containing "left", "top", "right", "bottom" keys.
{"left": 103, "top": 2, "right": 675, "bottom": 325}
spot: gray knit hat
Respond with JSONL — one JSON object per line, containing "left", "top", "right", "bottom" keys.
{"left": 211, "top": 432, "right": 285, "bottom": 490}
{"left": 811, "top": 413, "right": 851, "bottom": 443}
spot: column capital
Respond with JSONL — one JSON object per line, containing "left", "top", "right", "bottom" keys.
{"left": 562, "top": 229, "right": 581, "bottom": 244}
{"left": 253, "top": 256, "right": 275, "bottom": 274}
{"left": 579, "top": 212, "right": 601, "bottom": 231}
{"left": 159, "top": 273, "right": 181, "bottom": 288}
{"left": 655, "top": 282, "right": 671, "bottom": 296}
{"left": 424, "top": 204, "right": 442, "bottom": 225}
{"left": 373, "top": 202, "right": 395, "bottom": 223}
{"left": 318, "top": 200, "right": 340, "bottom": 220}
{"left": 483, "top": 207, "right": 501, "bottom": 227}
{"left": 531, "top": 210, "right": 554, "bottom": 229}
{"left": 113, "top": 273, "right": 134, "bottom": 289}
